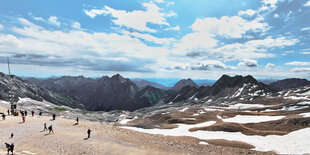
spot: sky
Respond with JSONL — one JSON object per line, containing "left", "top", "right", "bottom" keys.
{"left": 0, "top": 0, "right": 309, "bottom": 80}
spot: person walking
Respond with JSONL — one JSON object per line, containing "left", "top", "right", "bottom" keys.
{"left": 25, "top": 111, "right": 27, "bottom": 116}
{"left": 76, "top": 117, "right": 79, "bottom": 125}
{"left": 31, "top": 111, "right": 34, "bottom": 117}
{"left": 44, "top": 123, "right": 48, "bottom": 131}
{"left": 52, "top": 114, "right": 56, "bottom": 120}
{"left": 48, "top": 125, "right": 54, "bottom": 134}
{"left": 7, "top": 109, "right": 10, "bottom": 115}
{"left": 87, "top": 129, "right": 91, "bottom": 138}
{"left": 2, "top": 113, "right": 6, "bottom": 120}
{"left": 22, "top": 116, "right": 25, "bottom": 123}
{"left": 9, "top": 143, "right": 14, "bottom": 155}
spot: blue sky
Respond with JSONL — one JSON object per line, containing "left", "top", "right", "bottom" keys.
{"left": 0, "top": 0, "right": 309, "bottom": 80}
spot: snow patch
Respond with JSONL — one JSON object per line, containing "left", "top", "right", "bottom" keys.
{"left": 122, "top": 121, "right": 310, "bottom": 154}
{"left": 227, "top": 103, "right": 266, "bottom": 109}
{"left": 199, "top": 141, "right": 209, "bottom": 145}
{"left": 179, "top": 107, "right": 189, "bottom": 112}
{"left": 300, "top": 112, "right": 310, "bottom": 117}
{"left": 220, "top": 115, "right": 285, "bottom": 124}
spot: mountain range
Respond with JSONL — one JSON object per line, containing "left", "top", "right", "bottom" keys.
{"left": 1, "top": 72, "right": 310, "bottom": 112}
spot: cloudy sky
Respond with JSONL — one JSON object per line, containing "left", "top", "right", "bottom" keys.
{"left": 0, "top": 0, "right": 309, "bottom": 80}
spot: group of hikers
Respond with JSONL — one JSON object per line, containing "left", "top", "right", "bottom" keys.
{"left": 2, "top": 108, "right": 92, "bottom": 155}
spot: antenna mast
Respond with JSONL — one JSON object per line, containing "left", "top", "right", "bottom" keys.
{"left": 7, "top": 57, "right": 16, "bottom": 115}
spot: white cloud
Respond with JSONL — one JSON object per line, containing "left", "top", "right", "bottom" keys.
{"left": 190, "top": 60, "right": 230, "bottom": 70}
{"left": 166, "top": 60, "right": 233, "bottom": 71}
{"left": 48, "top": 16, "right": 61, "bottom": 27}
{"left": 265, "top": 63, "right": 275, "bottom": 69}
{"left": 291, "top": 68, "right": 310, "bottom": 72}
{"left": 33, "top": 17, "right": 44, "bottom": 21}
{"left": 301, "top": 52, "right": 310, "bottom": 55}
{"left": 166, "top": 11, "right": 177, "bottom": 17}
{"left": 164, "top": 25, "right": 180, "bottom": 31}
{"left": 173, "top": 31, "right": 218, "bottom": 55}
{"left": 238, "top": 9, "right": 256, "bottom": 17}
{"left": 273, "top": 13, "right": 279, "bottom": 18}
{"left": 122, "top": 30, "right": 175, "bottom": 45}
{"left": 167, "top": 2, "right": 174, "bottom": 6}
{"left": 191, "top": 16, "right": 269, "bottom": 38}
{"left": 0, "top": 24, "right": 3, "bottom": 30}
{"left": 245, "top": 36, "right": 298, "bottom": 48}
{"left": 2, "top": 18, "right": 171, "bottom": 62}
{"left": 262, "top": 0, "right": 278, "bottom": 7}
{"left": 84, "top": 1, "right": 175, "bottom": 32}
{"left": 154, "top": 0, "right": 164, "bottom": 3}
{"left": 238, "top": 59, "right": 258, "bottom": 67}
{"left": 286, "top": 61, "right": 310, "bottom": 66}
{"left": 71, "top": 22, "right": 81, "bottom": 29}
{"left": 301, "top": 27, "right": 310, "bottom": 31}
{"left": 83, "top": 9, "right": 106, "bottom": 18}
{"left": 304, "top": 1, "right": 310, "bottom": 6}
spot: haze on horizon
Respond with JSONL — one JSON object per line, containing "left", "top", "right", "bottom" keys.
{"left": 0, "top": 0, "right": 309, "bottom": 80}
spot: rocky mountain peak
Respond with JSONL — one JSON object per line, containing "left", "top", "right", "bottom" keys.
{"left": 172, "top": 78, "right": 199, "bottom": 91}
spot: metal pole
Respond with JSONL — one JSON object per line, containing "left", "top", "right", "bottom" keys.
{"left": 7, "top": 57, "right": 15, "bottom": 114}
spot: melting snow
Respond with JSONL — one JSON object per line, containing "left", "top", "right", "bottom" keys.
{"left": 300, "top": 112, "right": 310, "bottom": 117}
{"left": 284, "top": 96, "right": 309, "bottom": 100}
{"left": 280, "top": 106, "right": 307, "bottom": 111}
{"left": 180, "top": 107, "right": 189, "bottom": 112}
{"left": 227, "top": 103, "right": 266, "bottom": 109}
{"left": 231, "top": 84, "right": 247, "bottom": 98}
{"left": 123, "top": 121, "right": 310, "bottom": 154}
{"left": 199, "top": 141, "right": 209, "bottom": 145}
{"left": 220, "top": 115, "right": 285, "bottom": 124}
{"left": 301, "top": 91, "right": 310, "bottom": 95}
{"left": 119, "top": 119, "right": 132, "bottom": 124}
{"left": 297, "top": 101, "right": 310, "bottom": 105}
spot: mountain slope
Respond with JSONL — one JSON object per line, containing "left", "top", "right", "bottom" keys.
{"left": 27, "top": 74, "right": 168, "bottom": 111}
{"left": 172, "top": 78, "right": 198, "bottom": 91}
{"left": 0, "top": 72, "right": 84, "bottom": 109}
{"left": 270, "top": 78, "right": 310, "bottom": 91}
{"left": 165, "top": 75, "right": 276, "bottom": 103}
{"left": 132, "top": 79, "right": 169, "bottom": 90}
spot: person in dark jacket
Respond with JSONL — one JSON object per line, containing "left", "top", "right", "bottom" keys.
{"left": 52, "top": 114, "right": 56, "bottom": 120}
{"left": 48, "top": 125, "right": 54, "bottom": 134}
{"left": 2, "top": 113, "right": 6, "bottom": 120}
{"left": 44, "top": 123, "right": 48, "bottom": 131}
{"left": 76, "top": 117, "right": 79, "bottom": 125}
{"left": 87, "top": 129, "right": 91, "bottom": 138}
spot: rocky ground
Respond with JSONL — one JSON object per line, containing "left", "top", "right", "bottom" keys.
{"left": 0, "top": 102, "right": 275, "bottom": 155}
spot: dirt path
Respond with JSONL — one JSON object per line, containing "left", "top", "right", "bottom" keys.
{"left": 0, "top": 105, "right": 275, "bottom": 155}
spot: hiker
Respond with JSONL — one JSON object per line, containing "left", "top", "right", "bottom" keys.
{"left": 87, "top": 129, "right": 91, "bottom": 138}
{"left": 10, "top": 143, "right": 14, "bottom": 155}
{"left": 76, "top": 117, "right": 79, "bottom": 125}
{"left": 2, "top": 113, "right": 6, "bottom": 120}
{"left": 25, "top": 111, "right": 27, "bottom": 116}
{"left": 11, "top": 133, "right": 14, "bottom": 138}
{"left": 7, "top": 109, "right": 10, "bottom": 115}
{"left": 22, "top": 116, "right": 25, "bottom": 122}
{"left": 39, "top": 112, "right": 42, "bottom": 116}
{"left": 5, "top": 143, "right": 10, "bottom": 154}
{"left": 31, "top": 111, "right": 34, "bottom": 117}
{"left": 48, "top": 125, "right": 54, "bottom": 134}
{"left": 44, "top": 123, "right": 48, "bottom": 131}
{"left": 5, "top": 143, "right": 14, "bottom": 155}
{"left": 52, "top": 114, "right": 56, "bottom": 120}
